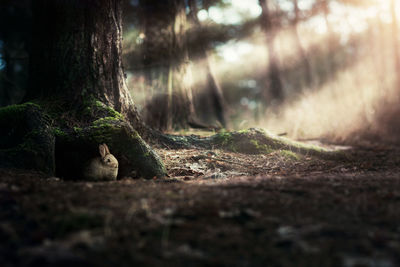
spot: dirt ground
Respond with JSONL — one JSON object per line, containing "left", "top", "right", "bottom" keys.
{"left": 1, "top": 141, "right": 400, "bottom": 267}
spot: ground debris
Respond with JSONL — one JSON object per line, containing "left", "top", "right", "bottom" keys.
{"left": 2, "top": 144, "right": 400, "bottom": 266}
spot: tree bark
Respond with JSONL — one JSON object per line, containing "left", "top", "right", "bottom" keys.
{"left": 139, "top": 0, "right": 195, "bottom": 131}
{"left": 26, "top": 0, "right": 144, "bottom": 131}
{"left": 20, "top": 0, "right": 166, "bottom": 179}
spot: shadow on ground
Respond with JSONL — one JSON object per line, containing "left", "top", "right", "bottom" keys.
{"left": 1, "top": 144, "right": 400, "bottom": 267}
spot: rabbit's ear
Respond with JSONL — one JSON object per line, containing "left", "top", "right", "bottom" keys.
{"left": 99, "top": 144, "right": 107, "bottom": 157}
{"left": 103, "top": 143, "right": 110, "bottom": 154}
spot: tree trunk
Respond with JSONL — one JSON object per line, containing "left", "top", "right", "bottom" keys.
{"left": 139, "top": 0, "right": 195, "bottom": 131}
{"left": 0, "top": 48, "right": 12, "bottom": 107}
{"left": 259, "top": 0, "right": 284, "bottom": 106}
{"left": 26, "top": 0, "right": 144, "bottom": 131}
{"left": 259, "top": 0, "right": 284, "bottom": 108}
{"left": 19, "top": 0, "right": 166, "bottom": 179}
{"left": 293, "top": 0, "right": 313, "bottom": 87}
{"left": 188, "top": 0, "right": 227, "bottom": 128}
{"left": 322, "top": 0, "right": 334, "bottom": 77}
{"left": 391, "top": 0, "right": 400, "bottom": 89}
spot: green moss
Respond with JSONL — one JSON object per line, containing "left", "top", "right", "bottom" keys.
{"left": 214, "top": 132, "right": 232, "bottom": 146}
{"left": 73, "top": 126, "right": 83, "bottom": 132}
{"left": 0, "top": 102, "right": 55, "bottom": 174}
{"left": 207, "top": 128, "right": 339, "bottom": 159}
{"left": 93, "top": 100, "right": 123, "bottom": 120}
{"left": 279, "top": 150, "right": 301, "bottom": 160}
{"left": 92, "top": 116, "right": 122, "bottom": 127}
{"left": 237, "top": 129, "right": 251, "bottom": 134}
{"left": 0, "top": 102, "right": 41, "bottom": 122}
{"left": 249, "top": 139, "right": 273, "bottom": 154}
{"left": 53, "top": 127, "right": 67, "bottom": 138}
{"left": 79, "top": 96, "right": 124, "bottom": 123}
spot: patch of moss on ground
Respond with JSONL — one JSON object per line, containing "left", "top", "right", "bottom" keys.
{"left": 279, "top": 150, "right": 301, "bottom": 160}
{"left": 214, "top": 132, "right": 234, "bottom": 147}
{"left": 203, "top": 128, "right": 342, "bottom": 160}
{"left": 249, "top": 139, "right": 274, "bottom": 154}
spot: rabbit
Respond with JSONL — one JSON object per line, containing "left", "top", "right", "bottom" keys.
{"left": 83, "top": 143, "right": 118, "bottom": 181}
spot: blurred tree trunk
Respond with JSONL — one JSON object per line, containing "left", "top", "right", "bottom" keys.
{"left": 139, "top": 0, "right": 195, "bottom": 131}
{"left": 188, "top": 0, "right": 226, "bottom": 128}
{"left": 259, "top": 0, "right": 284, "bottom": 106}
{"left": 293, "top": 0, "right": 313, "bottom": 87}
{"left": 26, "top": 0, "right": 144, "bottom": 133}
{"left": 0, "top": 48, "right": 12, "bottom": 107}
{"left": 377, "top": 17, "right": 387, "bottom": 83}
{"left": 391, "top": 0, "right": 400, "bottom": 88}
{"left": 321, "top": 0, "right": 334, "bottom": 77}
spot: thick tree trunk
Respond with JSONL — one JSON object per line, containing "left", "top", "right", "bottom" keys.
{"left": 139, "top": 0, "right": 195, "bottom": 131}
{"left": 26, "top": 0, "right": 143, "bottom": 131}
{"left": 19, "top": 0, "right": 166, "bottom": 179}
{"left": 259, "top": 0, "right": 284, "bottom": 106}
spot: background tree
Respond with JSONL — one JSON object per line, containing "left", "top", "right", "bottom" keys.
{"left": 0, "top": 0, "right": 31, "bottom": 107}
{"left": 391, "top": 0, "right": 400, "bottom": 89}
{"left": 188, "top": 0, "right": 227, "bottom": 128}
{"left": 259, "top": 0, "right": 284, "bottom": 106}
{"left": 292, "top": 0, "right": 313, "bottom": 87}
{"left": 138, "top": 0, "right": 195, "bottom": 131}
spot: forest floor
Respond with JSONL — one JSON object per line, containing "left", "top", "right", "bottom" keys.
{"left": 1, "top": 138, "right": 400, "bottom": 266}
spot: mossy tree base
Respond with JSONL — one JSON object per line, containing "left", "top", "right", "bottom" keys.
{"left": 0, "top": 101, "right": 166, "bottom": 180}
{"left": 56, "top": 118, "right": 166, "bottom": 180}
{"left": 0, "top": 102, "right": 341, "bottom": 180}
{"left": 0, "top": 103, "right": 55, "bottom": 175}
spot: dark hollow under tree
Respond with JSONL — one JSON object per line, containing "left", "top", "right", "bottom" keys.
{"left": 2, "top": 0, "right": 166, "bottom": 179}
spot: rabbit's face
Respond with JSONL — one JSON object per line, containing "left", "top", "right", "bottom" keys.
{"left": 102, "top": 154, "right": 118, "bottom": 169}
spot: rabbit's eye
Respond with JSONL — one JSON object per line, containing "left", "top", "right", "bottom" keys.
{"left": 107, "top": 159, "right": 110, "bottom": 162}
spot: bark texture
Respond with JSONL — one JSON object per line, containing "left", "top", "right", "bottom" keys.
{"left": 20, "top": 0, "right": 166, "bottom": 179}
{"left": 27, "top": 0, "right": 143, "bottom": 131}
